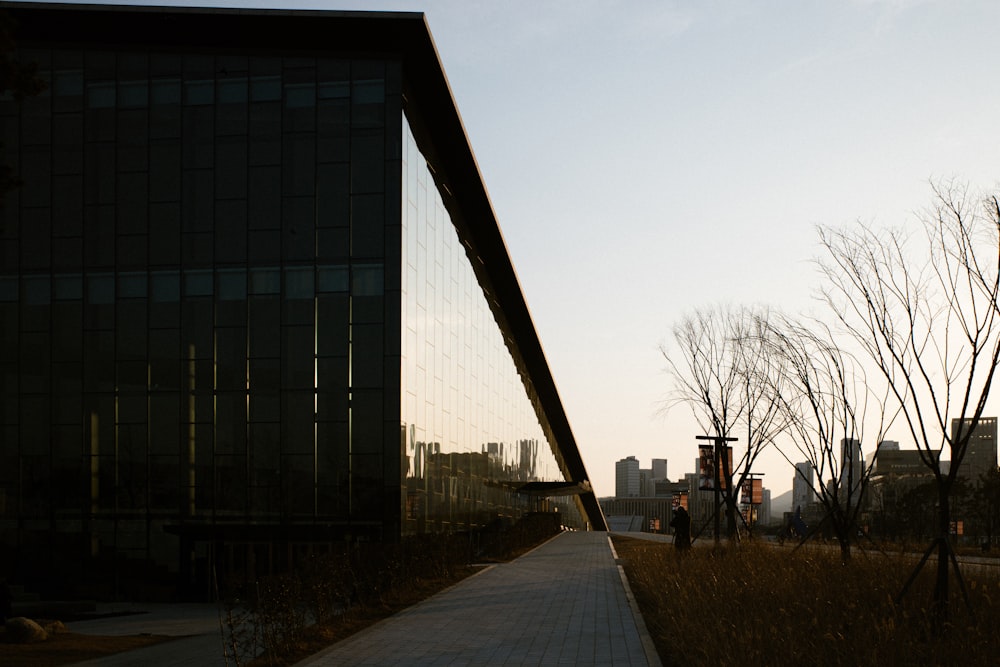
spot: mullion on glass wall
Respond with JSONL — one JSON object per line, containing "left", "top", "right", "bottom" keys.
{"left": 5, "top": 43, "right": 424, "bottom": 589}
{"left": 212, "top": 56, "right": 250, "bottom": 521}
{"left": 399, "top": 118, "right": 580, "bottom": 533}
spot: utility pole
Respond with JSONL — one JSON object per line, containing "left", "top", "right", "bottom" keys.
{"left": 697, "top": 435, "right": 737, "bottom": 543}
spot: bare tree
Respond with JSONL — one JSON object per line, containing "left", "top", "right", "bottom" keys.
{"left": 764, "top": 316, "right": 892, "bottom": 562}
{"left": 661, "top": 305, "right": 784, "bottom": 541}
{"left": 817, "top": 180, "right": 1000, "bottom": 624}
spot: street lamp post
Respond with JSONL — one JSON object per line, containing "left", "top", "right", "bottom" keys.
{"left": 697, "top": 434, "right": 737, "bottom": 543}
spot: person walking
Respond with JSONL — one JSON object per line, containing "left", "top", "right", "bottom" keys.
{"left": 669, "top": 506, "right": 692, "bottom": 551}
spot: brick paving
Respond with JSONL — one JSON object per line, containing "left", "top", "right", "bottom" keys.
{"left": 64, "top": 531, "right": 660, "bottom": 666}
{"left": 297, "top": 531, "right": 659, "bottom": 666}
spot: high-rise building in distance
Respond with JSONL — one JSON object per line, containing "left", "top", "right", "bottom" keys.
{"left": 616, "top": 456, "right": 640, "bottom": 498}
{"left": 651, "top": 458, "right": 668, "bottom": 481}
{"left": 792, "top": 462, "right": 814, "bottom": 511}
{"left": 952, "top": 417, "right": 998, "bottom": 485}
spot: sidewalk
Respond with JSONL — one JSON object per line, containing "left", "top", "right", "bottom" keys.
{"left": 297, "top": 530, "right": 659, "bottom": 666}
{"left": 66, "top": 604, "right": 223, "bottom": 667}
{"left": 63, "top": 531, "right": 659, "bottom": 666}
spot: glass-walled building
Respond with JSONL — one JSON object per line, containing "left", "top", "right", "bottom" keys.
{"left": 0, "top": 4, "right": 604, "bottom": 599}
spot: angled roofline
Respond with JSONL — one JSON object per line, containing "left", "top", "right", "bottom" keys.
{"left": 4, "top": 1, "right": 607, "bottom": 530}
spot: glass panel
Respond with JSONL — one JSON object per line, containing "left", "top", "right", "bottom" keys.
{"left": 151, "top": 271, "right": 180, "bottom": 302}
{"left": 317, "top": 266, "right": 347, "bottom": 293}
{"left": 215, "top": 328, "right": 248, "bottom": 391}
{"left": 151, "top": 78, "right": 181, "bottom": 105}
{"left": 350, "top": 130, "right": 384, "bottom": 194}
{"left": 0, "top": 277, "right": 16, "bottom": 302}
{"left": 118, "top": 172, "right": 148, "bottom": 232}
{"left": 215, "top": 392, "right": 248, "bottom": 454}
{"left": 350, "top": 194, "right": 384, "bottom": 257}
{"left": 149, "top": 203, "right": 181, "bottom": 265}
{"left": 400, "top": 118, "right": 584, "bottom": 532}
{"left": 250, "top": 75, "right": 281, "bottom": 102}
{"left": 352, "top": 264, "right": 383, "bottom": 296}
{"left": 248, "top": 166, "right": 281, "bottom": 229}
{"left": 217, "top": 268, "right": 247, "bottom": 301}
{"left": 282, "top": 326, "right": 314, "bottom": 389}
{"left": 249, "top": 303, "right": 280, "bottom": 358}
{"left": 86, "top": 81, "right": 115, "bottom": 108}
{"left": 215, "top": 200, "right": 248, "bottom": 264}
{"left": 119, "top": 79, "right": 148, "bottom": 108}
{"left": 281, "top": 392, "right": 315, "bottom": 454}
{"left": 53, "top": 274, "right": 82, "bottom": 301}
{"left": 184, "top": 270, "right": 213, "bottom": 297}
{"left": 316, "top": 294, "right": 348, "bottom": 359}
{"left": 284, "top": 82, "right": 315, "bottom": 108}
{"left": 282, "top": 196, "right": 315, "bottom": 260}
{"left": 218, "top": 78, "right": 248, "bottom": 104}
{"left": 216, "top": 137, "right": 247, "bottom": 199}
{"left": 119, "top": 271, "right": 147, "bottom": 299}
{"left": 284, "top": 267, "right": 314, "bottom": 299}
{"left": 87, "top": 274, "right": 114, "bottom": 305}
{"left": 249, "top": 268, "right": 280, "bottom": 295}
{"left": 183, "top": 79, "right": 214, "bottom": 105}
{"left": 150, "top": 143, "right": 181, "bottom": 202}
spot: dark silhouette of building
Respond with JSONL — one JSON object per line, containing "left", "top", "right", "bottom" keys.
{"left": 0, "top": 4, "right": 604, "bottom": 600}
{"left": 952, "top": 417, "right": 998, "bottom": 486}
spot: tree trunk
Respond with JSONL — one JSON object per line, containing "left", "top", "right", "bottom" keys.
{"left": 839, "top": 538, "right": 851, "bottom": 563}
{"left": 834, "top": 510, "right": 852, "bottom": 563}
{"left": 725, "top": 499, "right": 738, "bottom": 539}
{"left": 933, "top": 488, "right": 951, "bottom": 631}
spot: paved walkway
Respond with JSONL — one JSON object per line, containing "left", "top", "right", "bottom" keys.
{"left": 62, "top": 531, "right": 659, "bottom": 666}
{"left": 297, "top": 531, "right": 658, "bottom": 666}
{"left": 66, "top": 604, "right": 223, "bottom": 666}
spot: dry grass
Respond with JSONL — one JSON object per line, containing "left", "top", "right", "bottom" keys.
{"left": 613, "top": 536, "right": 1000, "bottom": 666}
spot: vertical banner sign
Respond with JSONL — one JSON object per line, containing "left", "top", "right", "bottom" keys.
{"left": 740, "top": 478, "right": 764, "bottom": 505}
{"left": 699, "top": 445, "right": 715, "bottom": 490}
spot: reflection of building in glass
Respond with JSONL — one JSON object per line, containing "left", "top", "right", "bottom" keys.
{"left": 0, "top": 4, "right": 604, "bottom": 600}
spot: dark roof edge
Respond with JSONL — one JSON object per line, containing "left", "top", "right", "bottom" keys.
{"left": 0, "top": 1, "right": 422, "bottom": 21}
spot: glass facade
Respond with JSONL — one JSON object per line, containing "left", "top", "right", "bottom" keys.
{"left": 1, "top": 48, "right": 405, "bottom": 596}
{"left": 400, "top": 122, "right": 576, "bottom": 534}
{"left": 0, "top": 32, "right": 584, "bottom": 599}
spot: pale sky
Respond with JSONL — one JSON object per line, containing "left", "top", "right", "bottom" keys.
{"left": 33, "top": 0, "right": 1000, "bottom": 499}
